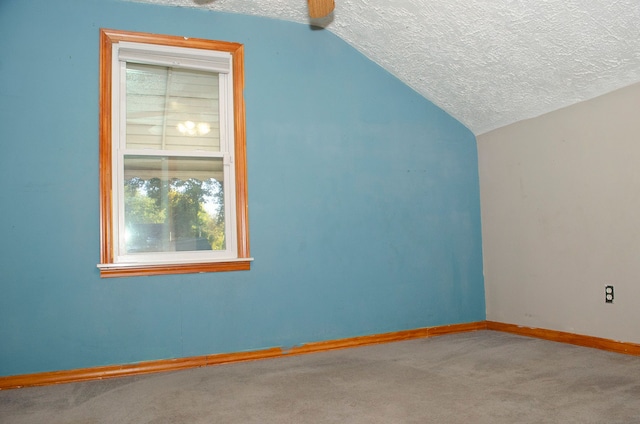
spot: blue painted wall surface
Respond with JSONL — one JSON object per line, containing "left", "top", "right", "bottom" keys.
{"left": 0, "top": 0, "right": 484, "bottom": 376}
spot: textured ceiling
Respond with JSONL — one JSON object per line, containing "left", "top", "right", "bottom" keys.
{"left": 130, "top": 0, "right": 640, "bottom": 134}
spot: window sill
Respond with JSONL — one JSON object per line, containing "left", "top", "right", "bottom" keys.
{"left": 97, "top": 258, "right": 253, "bottom": 278}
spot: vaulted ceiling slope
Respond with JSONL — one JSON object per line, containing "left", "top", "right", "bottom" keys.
{"left": 130, "top": 0, "right": 640, "bottom": 135}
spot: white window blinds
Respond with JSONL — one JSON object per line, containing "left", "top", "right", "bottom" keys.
{"left": 117, "top": 42, "right": 232, "bottom": 73}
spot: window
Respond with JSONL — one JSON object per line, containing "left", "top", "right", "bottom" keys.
{"left": 98, "top": 29, "right": 251, "bottom": 278}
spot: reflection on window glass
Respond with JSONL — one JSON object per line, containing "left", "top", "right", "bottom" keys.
{"left": 123, "top": 156, "right": 225, "bottom": 253}
{"left": 126, "top": 63, "right": 221, "bottom": 152}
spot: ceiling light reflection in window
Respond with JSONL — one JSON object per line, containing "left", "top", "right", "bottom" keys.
{"left": 177, "top": 121, "right": 211, "bottom": 136}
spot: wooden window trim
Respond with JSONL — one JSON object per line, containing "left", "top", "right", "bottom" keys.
{"left": 98, "top": 29, "right": 250, "bottom": 278}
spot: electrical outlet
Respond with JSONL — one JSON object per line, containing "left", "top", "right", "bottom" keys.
{"left": 605, "top": 285, "right": 614, "bottom": 303}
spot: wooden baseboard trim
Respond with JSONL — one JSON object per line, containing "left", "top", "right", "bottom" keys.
{"left": 0, "top": 321, "right": 485, "bottom": 390}
{"left": 6, "top": 321, "right": 638, "bottom": 391}
{"left": 0, "top": 347, "right": 285, "bottom": 391}
{"left": 288, "top": 321, "right": 487, "bottom": 355}
{"left": 487, "top": 321, "right": 640, "bottom": 356}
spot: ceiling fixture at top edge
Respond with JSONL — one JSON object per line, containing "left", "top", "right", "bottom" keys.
{"left": 308, "top": 0, "right": 334, "bottom": 18}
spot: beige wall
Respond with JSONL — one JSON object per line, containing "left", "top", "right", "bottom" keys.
{"left": 478, "top": 82, "right": 640, "bottom": 343}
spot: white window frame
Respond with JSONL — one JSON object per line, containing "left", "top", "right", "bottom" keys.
{"left": 98, "top": 29, "right": 251, "bottom": 278}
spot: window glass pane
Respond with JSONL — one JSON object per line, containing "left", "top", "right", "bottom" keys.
{"left": 123, "top": 156, "right": 225, "bottom": 253}
{"left": 126, "top": 63, "right": 220, "bottom": 152}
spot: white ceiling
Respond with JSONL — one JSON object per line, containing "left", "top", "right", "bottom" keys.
{"left": 130, "top": 0, "right": 640, "bottom": 135}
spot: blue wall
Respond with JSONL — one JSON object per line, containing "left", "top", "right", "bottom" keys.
{"left": 0, "top": 0, "right": 485, "bottom": 377}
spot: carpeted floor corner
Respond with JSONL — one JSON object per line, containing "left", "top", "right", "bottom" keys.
{"left": 2, "top": 331, "right": 640, "bottom": 423}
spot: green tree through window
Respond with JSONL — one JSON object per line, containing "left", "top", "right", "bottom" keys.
{"left": 124, "top": 177, "right": 225, "bottom": 253}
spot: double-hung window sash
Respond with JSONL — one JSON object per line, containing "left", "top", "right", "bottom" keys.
{"left": 111, "top": 42, "right": 237, "bottom": 265}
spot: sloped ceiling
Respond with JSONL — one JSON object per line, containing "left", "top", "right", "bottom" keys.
{"left": 130, "top": 0, "right": 640, "bottom": 135}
